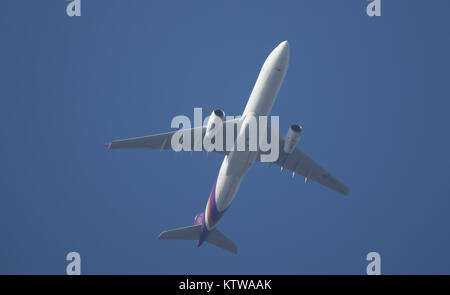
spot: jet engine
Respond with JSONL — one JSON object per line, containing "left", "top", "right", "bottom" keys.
{"left": 205, "top": 109, "right": 225, "bottom": 139}
{"left": 283, "top": 124, "right": 302, "bottom": 153}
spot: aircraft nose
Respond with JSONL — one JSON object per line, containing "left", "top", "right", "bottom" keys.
{"left": 280, "top": 40, "right": 290, "bottom": 51}
{"left": 276, "top": 40, "right": 290, "bottom": 65}
{"left": 280, "top": 40, "right": 290, "bottom": 56}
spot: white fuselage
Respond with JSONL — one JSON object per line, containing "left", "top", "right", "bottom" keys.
{"left": 204, "top": 41, "right": 290, "bottom": 230}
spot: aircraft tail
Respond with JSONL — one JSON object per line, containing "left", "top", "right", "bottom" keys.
{"left": 158, "top": 225, "right": 238, "bottom": 254}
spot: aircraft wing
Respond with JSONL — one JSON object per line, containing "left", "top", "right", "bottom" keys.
{"left": 259, "top": 135, "right": 349, "bottom": 195}
{"left": 106, "top": 119, "right": 240, "bottom": 155}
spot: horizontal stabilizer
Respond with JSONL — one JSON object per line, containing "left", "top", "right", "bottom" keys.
{"left": 158, "top": 225, "right": 202, "bottom": 240}
{"left": 206, "top": 229, "right": 238, "bottom": 254}
{"left": 158, "top": 225, "right": 238, "bottom": 254}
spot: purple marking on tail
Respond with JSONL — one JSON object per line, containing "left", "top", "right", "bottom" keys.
{"left": 194, "top": 212, "right": 204, "bottom": 225}
{"left": 103, "top": 142, "right": 111, "bottom": 149}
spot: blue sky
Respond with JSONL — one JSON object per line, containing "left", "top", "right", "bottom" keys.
{"left": 1, "top": 0, "right": 450, "bottom": 274}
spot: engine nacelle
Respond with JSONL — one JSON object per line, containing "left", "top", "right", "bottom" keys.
{"left": 205, "top": 109, "right": 225, "bottom": 140}
{"left": 283, "top": 124, "right": 302, "bottom": 153}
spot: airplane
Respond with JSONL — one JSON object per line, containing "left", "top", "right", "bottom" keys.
{"left": 104, "top": 41, "right": 349, "bottom": 254}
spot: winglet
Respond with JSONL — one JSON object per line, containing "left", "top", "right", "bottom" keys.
{"left": 103, "top": 142, "right": 111, "bottom": 149}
